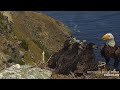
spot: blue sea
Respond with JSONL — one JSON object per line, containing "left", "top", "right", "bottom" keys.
{"left": 41, "top": 11, "right": 120, "bottom": 65}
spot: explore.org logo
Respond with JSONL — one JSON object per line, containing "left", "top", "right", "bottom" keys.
{"left": 104, "top": 73, "right": 119, "bottom": 76}
{"left": 104, "top": 70, "right": 119, "bottom": 76}
{"left": 87, "top": 70, "right": 119, "bottom": 77}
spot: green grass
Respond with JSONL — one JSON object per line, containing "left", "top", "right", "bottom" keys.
{"left": 20, "top": 40, "right": 29, "bottom": 51}
{"left": 6, "top": 11, "right": 71, "bottom": 64}
{"left": 32, "top": 39, "right": 52, "bottom": 59}
{"left": 12, "top": 26, "right": 44, "bottom": 64}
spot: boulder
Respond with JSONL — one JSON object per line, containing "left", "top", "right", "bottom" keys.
{"left": 0, "top": 64, "right": 52, "bottom": 79}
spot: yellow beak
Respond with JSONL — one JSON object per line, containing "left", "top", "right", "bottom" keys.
{"left": 102, "top": 35, "right": 109, "bottom": 40}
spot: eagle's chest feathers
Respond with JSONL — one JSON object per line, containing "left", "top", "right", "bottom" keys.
{"left": 104, "top": 45, "right": 118, "bottom": 58}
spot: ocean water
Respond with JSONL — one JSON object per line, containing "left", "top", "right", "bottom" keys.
{"left": 41, "top": 11, "right": 120, "bottom": 63}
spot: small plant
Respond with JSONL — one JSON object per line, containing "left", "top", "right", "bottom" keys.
{"left": 20, "top": 40, "right": 29, "bottom": 51}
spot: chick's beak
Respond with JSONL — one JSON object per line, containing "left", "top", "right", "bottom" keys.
{"left": 102, "top": 35, "right": 109, "bottom": 40}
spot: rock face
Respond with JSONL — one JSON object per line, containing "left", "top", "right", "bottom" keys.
{"left": 48, "top": 37, "right": 98, "bottom": 75}
{"left": 0, "top": 64, "right": 52, "bottom": 79}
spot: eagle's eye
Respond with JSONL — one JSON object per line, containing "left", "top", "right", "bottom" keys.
{"left": 108, "top": 35, "right": 110, "bottom": 37}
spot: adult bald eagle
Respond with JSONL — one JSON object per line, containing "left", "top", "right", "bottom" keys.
{"left": 101, "top": 33, "right": 120, "bottom": 70}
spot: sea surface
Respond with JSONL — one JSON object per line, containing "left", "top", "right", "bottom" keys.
{"left": 41, "top": 11, "right": 120, "bottom": 66}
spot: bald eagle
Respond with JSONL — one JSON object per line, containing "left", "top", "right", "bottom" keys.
{"left": 101, "top": 33, "right": 120, "bottom": 70}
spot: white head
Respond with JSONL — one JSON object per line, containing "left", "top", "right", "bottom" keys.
{"left": 102, "top": 33, "right": 114, "bottom": 40}
{"left": 102, "top": 33, "right": 115, "bottom": 47}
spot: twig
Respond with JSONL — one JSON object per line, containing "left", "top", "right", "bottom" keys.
{"left": 70, "top": 71, "right": 77, "bottom": 79}
{"left": 47, "top": 55, "right": 52, "bottom": 63}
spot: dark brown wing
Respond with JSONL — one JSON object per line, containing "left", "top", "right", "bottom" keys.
{"left": 100, "top": 45, "right": 106, "bottom": 57}
{"left": 115, "top": 47, "right": 120, "bottom": 58}
{"left": 101, "top": 45, "right": 119, "bottom": 58}
{"left": 55, "top": 52, "right": 78, "bottom": 74}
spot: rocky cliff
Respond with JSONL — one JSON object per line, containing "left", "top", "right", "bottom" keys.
{"left": 0, "top": 11, "right": 71, "bottom": 70}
